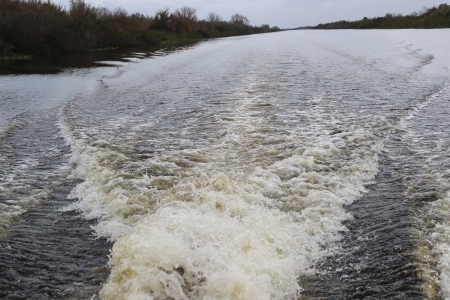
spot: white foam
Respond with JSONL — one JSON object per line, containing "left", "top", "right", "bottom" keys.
{"left": 59, "top": 89, "right": 381, "bottom": 299}
{"left": 56, "top": 30, "right": 450, "bottom": 298}
{"left": 95, "top": 61, "right": 129, "bottom": 66}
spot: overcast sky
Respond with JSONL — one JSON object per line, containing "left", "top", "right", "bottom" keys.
{"left": 55, "top": 0, "right": 444, "bottom": 28}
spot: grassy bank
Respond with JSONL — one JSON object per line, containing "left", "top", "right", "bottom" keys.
{"left": 0, "top": 0, "right": 280, "bottom": 60}
{"left": 315, "top": 3, "right": 450, "bottom": 29}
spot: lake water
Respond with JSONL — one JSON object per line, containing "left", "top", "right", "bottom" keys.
{"left": 1, "top": 29, "right": 450, "bottom": 299}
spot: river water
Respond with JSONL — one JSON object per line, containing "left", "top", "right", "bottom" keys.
{"left": 1, "top": 29, "right": 450, "bottom": 299}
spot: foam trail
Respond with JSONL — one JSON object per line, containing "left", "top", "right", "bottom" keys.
{"left": 56, "top": 30, "right": 450, "bottom": 298}
{"left": 59, "top": 90, "right": 381, "bottom": 299}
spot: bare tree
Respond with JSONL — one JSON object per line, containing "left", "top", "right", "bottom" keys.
{"left": 152, "top": 7, "right": 171, "bottom": 31}
{"left": 174, "top": 6, "right": 197, "bottom": 22}
{"left": 230, "top": 13, "right": 249, "bottom": 25}
{"left": 207, "top": 12, "right": 222, "bottom": 22}
{"left": 97, "top": 6, "right": 112, "bottom": 20}
{"left": 111, "top": 7, "right": 128, "bottom": 19}
{"left": 170, "top": 6, "right": 197, "bottom": 34}
{"left": 69, "top": 0, "right": 98, "bottom": 21}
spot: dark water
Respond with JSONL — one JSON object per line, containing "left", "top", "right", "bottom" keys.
{"left": 0, "top": 108, "right": 109, "bottom": 299}
{"left": 0, "top": 45, "right": 188, "bottom": 75}
{"left": 0, "top": 45, "right": 191, "bottom": 299}
{"left": 1, "top": 30, "right": 450, "bottom": 299}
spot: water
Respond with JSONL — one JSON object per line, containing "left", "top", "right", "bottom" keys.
{"left": 1, "top": 29, "right": 450, "bottom": 299}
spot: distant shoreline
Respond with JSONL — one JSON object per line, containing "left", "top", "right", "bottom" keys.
{"left": 314, "top": 4, "right": 450, "bottom": 30}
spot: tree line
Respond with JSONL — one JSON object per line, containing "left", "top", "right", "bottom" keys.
{"left": 315, "top": 3, "right": 450, "bottom": 29}
{"left": 0, "top": 0, "right": 280, "bottom": 58}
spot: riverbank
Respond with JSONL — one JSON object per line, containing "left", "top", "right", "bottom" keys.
{"left": 315, "top": 3, "right": 450, "bottom": 29}
{"left": 0, "top": 0, "right": 278, "bottom": 60}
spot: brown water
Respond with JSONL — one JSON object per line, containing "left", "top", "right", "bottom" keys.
{"left": 1, "top": 30, "right": 450, "bottom": 299}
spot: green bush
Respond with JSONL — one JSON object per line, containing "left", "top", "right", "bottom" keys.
{"left": 315, "top": 4, "right": 450, "bottom": 29}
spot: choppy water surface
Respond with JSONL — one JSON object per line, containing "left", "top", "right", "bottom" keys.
{"left": 1, "top": 29, "right": 450, "bottom": 299}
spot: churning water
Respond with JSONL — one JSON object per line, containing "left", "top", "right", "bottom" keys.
{"left": 1, "top": 29, "right": 450, "bottom": 299}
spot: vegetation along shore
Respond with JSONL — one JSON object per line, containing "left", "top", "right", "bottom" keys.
{"left": 1, "top": 0, "right": 449, "bottom": 60}
{"left": 0, "top": 0, "right": 279, "bottom": 59}
{"left": 315, "top": 3, "right": 450, "bottom": 29}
